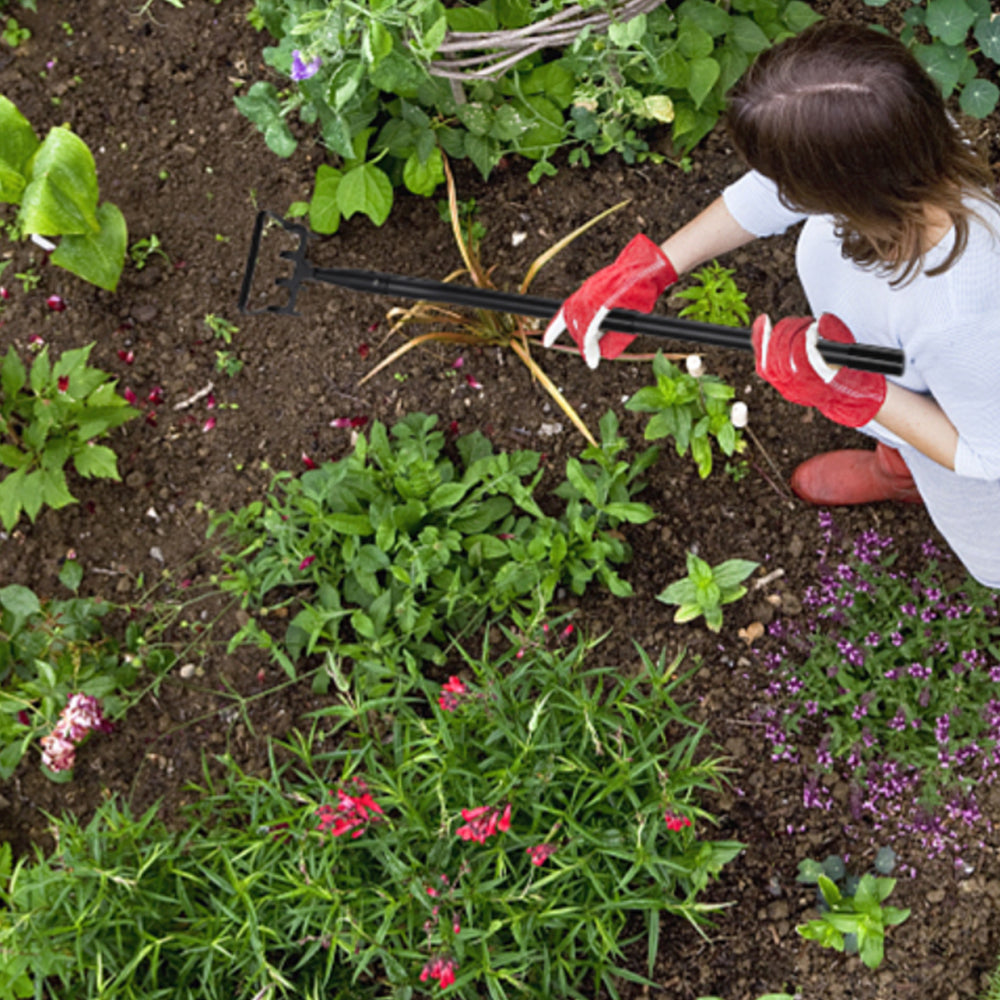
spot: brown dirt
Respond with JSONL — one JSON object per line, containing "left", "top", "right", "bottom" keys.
{"left": 1, "top": 1, "right": 999, "bottom": 998}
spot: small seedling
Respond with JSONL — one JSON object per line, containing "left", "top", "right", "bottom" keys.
{"left": 204, "top": 313, "right": 238, "bottom": 344}
{"left": 14, "top": 268, "right": 40, "bottom": 293}
{"left": 657, "top": 552, "right": 758, "bottom": 633}
{"left": 674, "top": 260, "right": 751, "bottom": 328}
{"left": 795, "top": 848, "right": 910, "bottom": 970}
{"left": 215, "top": 350, "right": 243, "bottom": 377}
{"left": 2, "top": 16, "right": 30, "bottom": 47}
{"left": 129, "top": 234, "right": 169, "bottom": 270}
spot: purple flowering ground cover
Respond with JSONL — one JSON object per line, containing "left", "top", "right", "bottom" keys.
{"left": 2, "top": 0, "right": 1000, "bottom": 998}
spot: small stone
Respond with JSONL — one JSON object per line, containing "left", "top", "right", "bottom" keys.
{"left": 789, "top": 534, "right": 804, "bottom": 558}
{"left": 179, "top": 663, "right": 196, "bottom": 679}
{"left": 132, "top": 303, "right": 158, "bottom": 323}
{"left": 926, "top": 888, "right": 947, "bottom": 904}
{"left": 149, "top": 546, "right": 164, "bottom": 563}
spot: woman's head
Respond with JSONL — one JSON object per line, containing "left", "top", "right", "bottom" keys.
{"left": 726, "top": 21, "right": 995, "bottom": 281}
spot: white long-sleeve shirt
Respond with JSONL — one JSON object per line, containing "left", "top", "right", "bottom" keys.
{"left": 723, "top": 170, "right": 1000, "bottom": 586}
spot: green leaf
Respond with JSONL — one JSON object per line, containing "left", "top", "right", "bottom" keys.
{"left": 1, "top": 345, "right": 27, "bottom": 399}
{"left": 673, "top": 602, "right": 703, "bottom": 623}
{"left": 782, "top": 1, "right": 822, "bottom": 32}
{"left": 58, "top": 557, "right": 83, "bottom": 592}
{"left": 0, "top": 582, "right": 41, "bottom": 618}
{"left": 309, "top": 163, "right": 343, "bottom": 235}
{"left": 959, "top": 77, "right": 999, "bottom": 117}
{"left": 687, "top": 57, "right": 721, "bottom": 108}
{"left": 677, "top": 0, "right": 731, "bottom": 36}
{"left": 19, "top": 127, "right": 100, "bottom": 236}
{"left": 50, "top": 202, "right": 127, "bottom": 291}
{"left": 338, "top": 162, "right": 393, "bottom": 227}
{"left": 38, "top": 466, "right": 75, "bottom": 510}
{"left": 402, "top": 146, "right": 444, "bottom": 197}
{"left": 0, "top": 94, "right": 39, "bottom": 204}
{"left": 0, "top": 467, "right": 26, "bottom": 529}
{"left": 925, "top": 0, "right": 977, "bottom": 46}
{"left": 975, "top": 14, "right": 1000, "bottom": 61}
{"left": 72, "top": 443, "right": 121, "bottom": 480}
{"left": 711, "top": 558, "right": 759, "bottom": 589}
{"left": 916, "top": 40, "right": 970, "bottom": 97}
{"left": 728, "top": 15, "right": 771, "bottom": 53}
{"left": 234, "top": 81, "right": 297, "bottom": 158}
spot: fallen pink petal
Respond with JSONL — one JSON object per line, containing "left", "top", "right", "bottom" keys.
{"left": 465, "top": 374, "right": 483, "bottom": 390}
{"left": 118, "top": 349, "right": 135, "bottom": 365}
{"left": 123, "top": 387, "right": 138, "bottom": 405}
{"left": 147, "top": 386, "right": 164, "bottom": 405}
{"left": 302, "top": 453, "right": 318, "bottom": 470}
{"left": 452, "top": 356, "right": 464, "bottom": 369}
{"left": 46, "top": 294, "right": 66, "bottom": 312}
{"left": 0, "top": 287, "right": 10, "bottom": 300}
{"left": 358, "top": 342, "right": 370, "bottom": 358}
{"left": 298, "top": 555, "right": 316, "bottom": 570}
{"left": 202, "top": 416, "right": 216, "bottom": 432}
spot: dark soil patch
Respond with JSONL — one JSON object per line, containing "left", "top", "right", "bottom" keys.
{"left": 1, "top": 2, "right": 999, "bottom": 998}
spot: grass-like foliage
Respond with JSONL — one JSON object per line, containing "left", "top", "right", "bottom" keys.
{"left": 0, "top": 615, "right": 741, "bottom": 1000}
{"left": 210, "top": 411, "right": 658, "bottom": 681}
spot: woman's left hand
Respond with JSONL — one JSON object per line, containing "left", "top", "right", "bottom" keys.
{"left": 751, "top": 312, "right": 887, "bottom": 427}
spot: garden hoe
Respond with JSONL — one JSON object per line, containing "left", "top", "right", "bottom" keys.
{"left": 238, "top": 210, "right": 905, "bottom": 377}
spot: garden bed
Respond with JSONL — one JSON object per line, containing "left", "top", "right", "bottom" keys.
{"left": 1, "top": 1, "right": 1000, "bottom": 998}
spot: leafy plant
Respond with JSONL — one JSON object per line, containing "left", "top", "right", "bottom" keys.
{"left": 0, "top": 343, "right": 138, "bottom": 531}
{"left": 204, "top": 312, "right": 238, "bottom": 344}
{"left": 795, "top": 849, "right": 910, "bottom": 970}
{"left": 626, "top": 351, "right": 746, "bottom": 478}
{"left": 865, "top": 0, "right": 1000, "bottom": 117}
{"left": 128, "top": 233, "right": 169, "bottom": 270}
{"left": 657, "top": 551, "right": 759, "bottom": 633}
{"left": 759, "top": 519, "right": 1000, "bottom": 809}
{"left": 0, "top": 96, "right": 128, "bottom": 291}
{"left": 0, "top": 617, "right": 742, "bottom": 999}
{"left": 209, "top": 411, "right": 654, "bottom": 680}
{"left": 1, "top": 15, "right": 29, "bottom": 46}
{"left": 674, "top": 259, "right": 750, "bottom": 327}
{"left": 239, "top": 0, "right": 821, "bottom": 222}
{"left": 361, "top": 154, "right": 630, "bottom": 445}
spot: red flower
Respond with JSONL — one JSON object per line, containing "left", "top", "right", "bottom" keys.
{"left": 316, "top": 777, "right": 385, "bottom": 839}
{"left": 663, "top": 810, "right": 692, "bottom": 833}
{"left": 455, "top": 803, "right": 511, "bottom": 844}
{"left": 526, "top": 842, "right": 558, "bottom": 867}
{"left": 147, "top": 386, "right": 164, "bottom": 405}
{"left": 419, "top": 956, "right": 457, "bottom": 990}
{"left": 437, "top": 675, "right": 468, "bottom": 712}
{"left": 57, "top": 375, "right": 69, "bottom": 393}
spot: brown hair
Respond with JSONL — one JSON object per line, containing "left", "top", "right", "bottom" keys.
{"left": 725, "top": 21, "right": 997, "bottom": 284}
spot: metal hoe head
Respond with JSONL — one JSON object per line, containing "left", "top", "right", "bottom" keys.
{"left": 237, "top": 211, "right": 316, "bottom": 316}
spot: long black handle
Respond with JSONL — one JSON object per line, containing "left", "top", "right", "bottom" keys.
{"left": 238, "top": 211, "right": 905, "bottom": 376}
{"left": 309, "top": 265, "right": 905, "bottom": 376}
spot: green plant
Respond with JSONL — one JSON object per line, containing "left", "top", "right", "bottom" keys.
{"left": 128, "top": 233, "right": 169, "bottom": 270}
{"left": 204, "top": 313, "right": 238, "bottom": 344}
{"left": 209, "top": 411, "right": 654, "bottom": 680}
{"left": 214, "top": 350, "right": 243, "bottom": 377}
{"left": 981, "top": 954, "right": 1000, "bottom": 1000}
{"left": 1, "top": 16, "right": 29, "bottom": 46}
{"left": 657, "top": 551, "right": 759, "bottom": 633}
{"left": 674, "top": 259, "right": 750, "bottom": 327}
{"left": 865, "top": 0, "right": 1000, "bottom": 117}
{"left": 626, "top": 351, "right": 746, "bottom": 478}
{"left": 0, "top": 96, "right": 128, "bottom": 291}
{"left": 0, "top": 617, "right": 742, "bottom": 999}
{"left": 239, "top": 0, "right": 821, "bottom": 224}
{"left": 795, "top": 849, "right": 910, "bottom": 970}
{"left": 0, "top": 343, "right": 138, "bottom": 531}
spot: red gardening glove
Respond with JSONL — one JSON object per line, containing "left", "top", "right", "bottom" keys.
{"left": 751, "top": 313, "right": 886, "bottom": 428}
{"left": 543, "top": 234, "right": 677, "bottom": 369}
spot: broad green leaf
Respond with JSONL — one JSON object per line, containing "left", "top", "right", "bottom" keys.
{"left": 0, "top": 582, "right": 41, "bottom": 618}
{"left": 673, "top": 602, "right": 703, "bottom": 623}
{"left": 925, "top": 0, "right": 977, "bottom": 46}
{"left": 959, "top": 77, "right": 999, "bottom": 117}
{"left": 1, "top": 345, "right": 26, "bottom": 399}
{"left": 608, "top": 12, "right": 647, "bottom": 46}
{"left": 38, "top": 466, "right": 75, "bottom": 510}
{"left": 782, "top": 1, "right": 823, "bottom": 32}
{"left": 677, "top": 20, "right": 714, "bottom": 59}
{"left": 975, "top": 14, "right": 1000, "bottom": 62}
{"left": 728, "top": 16, "right": 771, "bottom": 53}
{"left": 0, "top": 468, "right": 26, "bottom": 530}
{"left": 402, "top": 146, "right": 444, "bottom": 197}
{"left": 687, "top": 57, "right": 721, "bottom": 109}
{"left": 338, "top": 162, "right": 393, "bottom": 226}
{"left": 234, "top": 82, "right": 297, "bottom": 158}
{"left": 309, "top": 163, "right": 343, "bottom": 235}
{"left": 50, "top": 202, "right": 127, "bottom": 291}
{"left": 0, "top": 95, "right": 39, "bottom": 204}
{"left": 677, "top": 0, "right": 731, "bottom": 37}
{"left": 19, "top": 127, "right": 100, "bottom": 236}
{"left": 711, "top": 558, "right": 759, "bottom": 589}
{"left": 72, "top": 443, "right": 121, "bottom": 480}
{"left": 516, "top": 95, "right": 565, "bottom": 158}
{"left": 59, "top": 557, "right": 83, "bottom": 592}
{"left": 916, "top": 39, "right": 970, "bottom": 97}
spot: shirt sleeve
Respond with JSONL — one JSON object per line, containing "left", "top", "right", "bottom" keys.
{"left": 722, "top": 170, "right": 809, "bottom": 238}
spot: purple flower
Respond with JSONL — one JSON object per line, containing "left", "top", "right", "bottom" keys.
{"left": 290, "top": 50, "right": 322, "bottom": 82}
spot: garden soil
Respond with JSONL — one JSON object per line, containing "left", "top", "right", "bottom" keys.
{"left": 2, "top": 1, "right": 1000, "bottom": 998}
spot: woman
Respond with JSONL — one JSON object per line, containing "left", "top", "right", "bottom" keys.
{"left": 544, "top": 21, "right": 1000, "bottom": 588}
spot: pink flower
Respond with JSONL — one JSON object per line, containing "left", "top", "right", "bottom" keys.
{"left": 316, "top": 777, "right": 385, "bottom": 839}
{"left": 438, "top": 675, "right": 468, "bottom": 712}
{"left": 526, "top": 842, "right": 558, "bottom": 867}
{"left": 298, "top": 555, "right": 316, "bottom": 571}
{"left": 46, "top": 294, "right": 66, "bottom": 312}
{"left": 40, "top": 731, "right": 76, "bottom": 772}
{"left": 28, "top": 333, "right": 44, "bottom": 346}
{"left": 39, "top": 693, "right": 109, "bottom": 772}
{"left": 419, "top": 956, "right": 457, "bottom": 990}
{"left": 452, "top": 356, "right": 464, "bottom": 369}
{"left": 663, "top": 810, "right": 692, "bottom": 833}
{"left": 455, "top": 803, "right": 511, "bottom": 844}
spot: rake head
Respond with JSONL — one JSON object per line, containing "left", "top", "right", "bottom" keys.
{"left": 237, "top": 211, "right": 317, "bottom": 316}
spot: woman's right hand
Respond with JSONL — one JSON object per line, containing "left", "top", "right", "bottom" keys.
{"left": 543, "top": 234, "right": 677, "bottom": 369}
